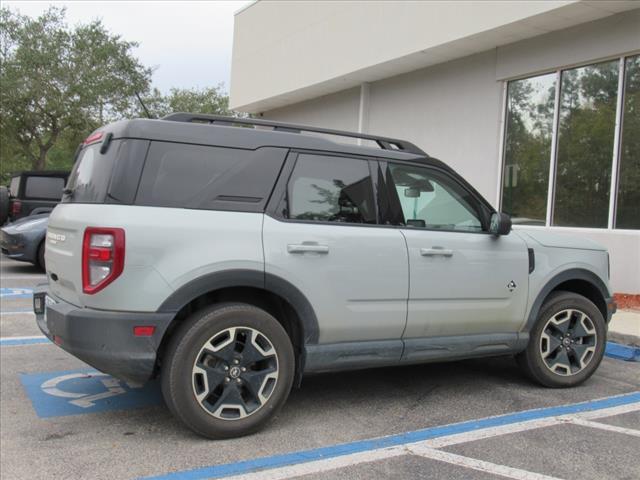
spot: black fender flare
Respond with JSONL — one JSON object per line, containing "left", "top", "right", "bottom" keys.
{"left": 157, "top": 269, "right": 320, "bottom": 344}
{"left": 525, "top": 268, "right": 611, "bottom": 331}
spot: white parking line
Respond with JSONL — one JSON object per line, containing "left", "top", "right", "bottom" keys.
{"left": 407, "top": 445, "right": 561, "bottom": 480}
{"left": 424, "top": 402, "right": 640, "bottom": 449}
{"left": 0, "top": 311, "right": 35, "bottom": 315}
{"left": 210, "top": 399, "right": 640, "bottom": 480}
{"left": 569, "top": 418, "right": 640, "bottom": 437}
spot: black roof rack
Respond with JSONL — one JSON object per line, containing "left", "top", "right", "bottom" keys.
{"left": 162, "top": 113, "right": 427, "bottom": 156}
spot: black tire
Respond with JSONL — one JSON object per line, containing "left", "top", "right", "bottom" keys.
{"left": 37, "top": 241, "right": 46, "bottom": 272}
{"left": 516, "top": 291, "right": 606, "bottom": 388}
{"left": 161, "top": 303, "right": 295, "bottom": 439}
{"left": 0, "top": 186, "right": 9, "bottom": 225}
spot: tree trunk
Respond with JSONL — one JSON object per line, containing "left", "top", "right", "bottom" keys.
{"left": 33, "top": 147, "right": 48, "bottom": 171}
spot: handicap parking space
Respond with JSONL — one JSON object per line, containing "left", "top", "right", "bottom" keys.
{"left": 1, "top": 257, "right": 639, "bottom": 480}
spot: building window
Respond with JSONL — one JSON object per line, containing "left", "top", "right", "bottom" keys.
{"left": 501, "top": 54, "right": 639, "bottom": 230}
{"left": 616, "top": 54, "right": 640, "bottom": 230}
{"left": 502, "top": 73, "right": 556, "bottom": 226}
{"left": 553, "top": 60, "right": 619, "bottom": 228}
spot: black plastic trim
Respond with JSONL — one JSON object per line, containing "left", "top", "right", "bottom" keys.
{"left": 528, "top": 248, "right": 535, "bottom": 274}
{"left": 35, "top": 287, "right": 174, "bottom": 384}
{"left": 157, "top": 269, "right": 320, "bottom": 345}
{"left": 525, "top": 268, "right": 612, "bottom": 330}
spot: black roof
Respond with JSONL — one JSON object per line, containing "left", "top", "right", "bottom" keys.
{"left": 100, "top": 113, "right": 453, "bottom": 171}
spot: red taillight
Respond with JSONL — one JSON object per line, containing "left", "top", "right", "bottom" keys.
{"left": 84, "top": 131, "right": 103, "bottom": 145}
{"left": 11, "top": 201, "right": 21, "bottom": 216}
{"left": 82, "top": 227, "right": 125, "bottom": 294}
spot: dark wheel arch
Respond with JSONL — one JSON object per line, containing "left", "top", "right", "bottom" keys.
{"left": 525, "top": 268, "right": 611, "bottom": 332}
{"left": 157, "top": 269, "right": 320, "bottom": 345}
{"left": 156, "top": 270, "right": 318, "bottom": 386}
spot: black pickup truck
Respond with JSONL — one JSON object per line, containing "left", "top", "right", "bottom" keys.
{"left": 0, "top": 171, "right": 69, "bottom": 225}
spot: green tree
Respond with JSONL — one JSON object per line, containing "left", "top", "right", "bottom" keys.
{"left": 0, "top": 6, "right": 152, "bottom": 176}
{"left": 139, "top": 85, "right": 232, "bottom": 119}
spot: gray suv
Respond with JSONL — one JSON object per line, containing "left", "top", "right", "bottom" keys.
{"left": 34, "top": 114, "right": 616, "bottom": 439}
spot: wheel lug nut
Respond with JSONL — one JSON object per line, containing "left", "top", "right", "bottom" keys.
{"left": 233, "top": 359, "right": 239, "bottom": 365}
{"left": 224, "top": 366, "right": 229, "bottom": 371}
{"left": 241, "top": 367, "right": 246, "bottom": 372}
{"left": 225, "top": 377, "right": 230, "bottom": 382}
{"left": 236, "top": 378, "right": 241, "bottom": 384}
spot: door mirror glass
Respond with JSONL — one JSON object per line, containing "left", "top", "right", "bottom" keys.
{"left": 489, "top": 212, "right": 512, "bottom": 236}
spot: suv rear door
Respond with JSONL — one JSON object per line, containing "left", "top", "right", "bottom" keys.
{"left": 379, "top": 161, "right": 529, "bottom": 359}
{"left": 263, "top": 152, "right": 408, "bottom": 365}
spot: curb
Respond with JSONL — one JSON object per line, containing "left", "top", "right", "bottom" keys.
{"left": 608, "top": 331, "right": 640, "bottom": 349}
{"left": 605, "top": 341, "right": 640, "bottom": 362}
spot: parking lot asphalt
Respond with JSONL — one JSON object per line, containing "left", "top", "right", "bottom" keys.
{"left": 1, "top": 257, "right": 639, "bottom": 480}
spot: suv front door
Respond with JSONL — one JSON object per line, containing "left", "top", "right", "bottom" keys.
{"left": 263, "top": 152, "right": 408, "bottom": 367}
{"left": 380, "top": 162, "right": 529, "bottom": 359}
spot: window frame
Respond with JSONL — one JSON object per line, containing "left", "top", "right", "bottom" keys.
{"left": 378, "top": 160, "right": 494, "bottom": 235}
{"left": 267, "top": 150, "right": 382, "bottom": 227}
{"left": 498, "top": 52, "right": 640, "bottom": 231}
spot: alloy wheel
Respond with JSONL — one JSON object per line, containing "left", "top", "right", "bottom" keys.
{"left": 539, "top": 309, "right": 597, "bottom": 376}
{"left": 192, "top": 326, "right": 279, "bottom": 420}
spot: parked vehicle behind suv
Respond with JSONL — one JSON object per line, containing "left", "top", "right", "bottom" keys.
{"left": 34, "top": 114, "right": 616, "bottom": 439}
{"left": 0, "top": 170, "right": 69, "bottom": 225}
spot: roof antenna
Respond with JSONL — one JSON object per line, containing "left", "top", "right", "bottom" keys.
{"left": 136, "top": 92, "right": 153, "bottom": 119}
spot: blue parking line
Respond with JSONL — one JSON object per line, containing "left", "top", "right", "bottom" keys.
{"left": 1, "top": 337, "right": 50, "bottom": 346}
{"left": 0, "top": 287, "right": 34, "bottom": 299}
{"left": 141, "top": 391, "right": 640, "bottom": 480}
{"left": 606, "top": 341, "right": 640, "bottom": 362}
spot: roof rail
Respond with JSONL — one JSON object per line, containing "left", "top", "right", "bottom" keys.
{"left": 162, "top": 113, "right": 427, "bottom": 156}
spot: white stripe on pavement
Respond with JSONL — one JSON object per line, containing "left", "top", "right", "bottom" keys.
{"left": 213, "top": 400, "right": 640, "bottom": 480}
{"left": 407, "top": 446, "right": 562, "bottom": 480}
{"left": 218, "top": 448, "right": 404, "bottom": 480}
{"left": 569, "top": 418, "right": 640, "bottom": 437}
{"left": 423, "top": 401, "right": 640, "bottom": 448}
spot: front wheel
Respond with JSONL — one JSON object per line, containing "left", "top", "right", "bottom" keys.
{"left": 161, "top": 303, "right": 295, "bottom": 438}
{"left": 517, "top": 291, "right": 606, "bottom": 388}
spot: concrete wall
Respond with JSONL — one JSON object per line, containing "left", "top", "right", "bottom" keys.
{"left": 260, "top": 12, "right": 640, "bottom": 293}
{"left": 231, "top": 1, "right": 638, "bottom": 112}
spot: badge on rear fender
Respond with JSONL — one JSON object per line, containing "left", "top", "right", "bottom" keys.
{"left": 47, "top": 232, "right": 66, "bottom": 244}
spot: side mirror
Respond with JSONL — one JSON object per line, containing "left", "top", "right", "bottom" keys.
{"left": 489, "top": 212, "right": 512, "bottom": 236}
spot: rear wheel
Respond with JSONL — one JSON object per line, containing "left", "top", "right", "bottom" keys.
{"left": 37, "top": 241, "right": 46, "bottom": 271}
{"left": 0, "top": 186, "right": 9, "bottom": 225}
{"left": 517, "top": 291, "right": 606, "bottom": 388}
{"left": 161, "top": 303, "right": 294, "bottom": 438}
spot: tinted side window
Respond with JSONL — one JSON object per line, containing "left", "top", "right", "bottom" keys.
{"left": 136, "top": 142, "right": 286, "bottom": 211}
{"left": 63, "top": 141, "right": 122, "bottom": 204}
{"left": 287, "top": 154, "right": 376, "bottom": 224}
{"left": 9, "top": 177, "right": 20, "bottom": 197}
{"left": 387, "top": 163, "right": 483, "bottom": 232}
{"left": 24, "top": 176, "right": 65, "bottom": 200}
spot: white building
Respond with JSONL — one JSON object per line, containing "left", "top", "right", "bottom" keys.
{"left": 230, "top": 1, "right": 640, "bottom": 293}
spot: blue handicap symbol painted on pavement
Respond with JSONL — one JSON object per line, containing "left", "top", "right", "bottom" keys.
{"left": 1, "top": 287, "right": 34, "bottom": 299}
{"left": 20, "top": 368, "right": 162, "bottom": 418}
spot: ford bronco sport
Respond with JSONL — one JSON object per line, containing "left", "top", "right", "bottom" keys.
{"left": 34, "top": 114, "right": 616, "bottom": 439}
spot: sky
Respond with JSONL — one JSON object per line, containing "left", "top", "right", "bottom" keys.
{"left": 3, "top": 0, "right": 254, "bottom": 94}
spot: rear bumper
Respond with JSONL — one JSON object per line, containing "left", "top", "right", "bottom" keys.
{"left": 33, "top": 285, "right": 174, "bottom": 384}
{"left": 0, "top": 230, "right": 30, "bottom": 261}
{"left": 606, "top": 297, "right": 617, "bottom": 322}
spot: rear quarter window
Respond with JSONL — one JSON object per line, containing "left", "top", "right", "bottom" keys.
{"left": 63, "top": 140, "right": 124, "bottom": 204}
{"left": 135, "top": 142, "right": 286, "bottom": 211}
{"left": 24, "top": 176, "right": 65, "bottom": 200}
{"left": 9, "top": 176, "right": 20, "bottom": 197}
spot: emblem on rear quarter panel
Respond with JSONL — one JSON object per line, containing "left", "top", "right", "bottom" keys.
{"left": 47, "top": 232, "right": 66, "bottom": 244}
